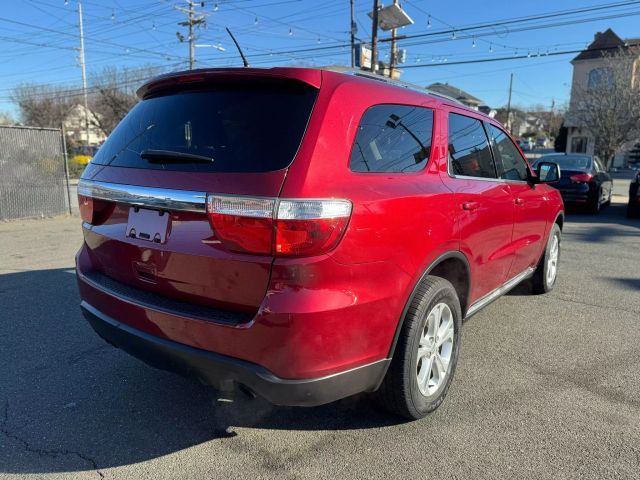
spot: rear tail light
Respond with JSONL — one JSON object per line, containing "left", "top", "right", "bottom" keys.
{"left": 275, "top": 200, "right": 352, "bottom": 256}
{"left": 207, "top": 195, "right": 352, "bottom": 257}
{"left": 77, "top": 190, "right": 113, "bottom": 225}
{"left": 78, "top": 194, "right": 94, "bottom": 223}
{"left": 570, "top": 173, "right": 594, "bottom": 183}
{"left": 207, "top": 196, "right": 275, "bottom": 255}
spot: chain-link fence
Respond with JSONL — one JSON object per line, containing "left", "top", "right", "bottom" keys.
{"left": 0, "top": 125, "right": 71, "bottom": 220}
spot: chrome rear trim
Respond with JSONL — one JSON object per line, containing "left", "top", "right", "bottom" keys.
{"left": 466, "top": 266, "right": 535, "bottom": 318}
{"left": 78, "top": 179, "right": 206, "bottom": 213}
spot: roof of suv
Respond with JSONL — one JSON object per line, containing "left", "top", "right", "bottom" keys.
{"left": 136, "top": 66, "right": 484, "bottom": 116}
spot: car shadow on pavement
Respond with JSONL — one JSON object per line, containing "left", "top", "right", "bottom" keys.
{"left": 0, "top": 268, "right": 403, "bottom": 476}
{"left": 598, "top": 276, "right": 640, "bottom": 292}
{"left": 507, "top": 203, "right": 637, "bottom": 297}
{"left": 562, "top": 203, "right": 640, "bottom": 240}
{"left": 565, "top": 203, "right": 640, "bottom": 228}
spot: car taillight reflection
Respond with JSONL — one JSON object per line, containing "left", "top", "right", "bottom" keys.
{"left": 78, "top": 194, "right": 113, "bottom": 224}
{"left": 570, "top": 173, "right": 594, "bottom": 183}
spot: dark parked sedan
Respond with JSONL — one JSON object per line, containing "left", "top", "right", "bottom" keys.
{"left": 534, "top": 154, "right": 613, "bottom": 214}
{"left": 628, "top": 169, "right": 640, "bottom": 218}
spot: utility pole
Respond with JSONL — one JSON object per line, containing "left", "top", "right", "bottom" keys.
{"left": 188, "top": 2, "right": 194, "bottom": 69}
{"left": 506, "top": 73, "right": 514, "bottom": 133}
{"left": 370, "top": 0, "right": 379, "bottom": 73}
{"left": 177, "top": 1, "right": 207, "bottom": 70}
{"left": 389, "top": 0, "right": 398, "bottom": 78}
{"left": 77, "top": 1, "right": 90, "bottom": 146}
{"left": 350, "top": 0, "right": 356, "bottom": 68}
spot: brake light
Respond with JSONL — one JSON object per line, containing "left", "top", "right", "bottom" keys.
{"left": 177, "top": 74, "right": 205, "bottom": 84}
{"left": 275, "top": 200, "right": 352, "bottom": 256}
{"left": 207, "top": 196, "right": 275, "bottom": 254}
{"left": 570, "top": 173, "right": 594, "bottom": 183}
{"left": 78, "top": 182, "right": 114, "bottom": 224}
{"left": 206, "top": 195, "right": 352, "bottom": 257}
{"left": 78, "top": 194, "right": 94, "bottom": 223}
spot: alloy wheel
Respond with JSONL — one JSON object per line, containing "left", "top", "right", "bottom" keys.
{"left": 416, "top": 303, "right": 455, "bottom": 397}
{"left": 546, "top": 234, "right": 559, "bottom": 285}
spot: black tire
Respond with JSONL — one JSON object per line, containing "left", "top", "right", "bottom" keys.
{"left": 376, "top": 276, "right": 462, "bottom": 420}
{"left": 531, "top": 223, "right": 561, "bottom": 294}
{"left": 628, "top": 201, "right": 640, "bottom": 218}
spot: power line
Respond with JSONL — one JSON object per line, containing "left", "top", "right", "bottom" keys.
{"left": 389, "top": 0, "right": 640, "bottom": 43}
{"left": 400, "top": 42, "right": 640, "bottom": 69}
{"left": 0, "top": 14, "right": 183, "bottom": 61}
{"left": 190, "top": 3, "right": 640, "bottom": 64}
{"left": 0, "top": 62, "right": 187, "bottom": 102}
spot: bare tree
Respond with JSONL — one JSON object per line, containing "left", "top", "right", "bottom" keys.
{"left": 573, "top": 47, "right": 640, "bottom": 168}
{"left": 526, "top": 104, "right": 566, "bottom": 139}
{"left": 495, "top": 106, "right": 526, "bottom": 134}
{"left": 0, "top": 111, "right": 14, "bottom": 125}
{"left": 11, "top": 84, "right": 78, "bottom": 128}
{"left": 89, "top": 65, "right": 162, "bottom": 135}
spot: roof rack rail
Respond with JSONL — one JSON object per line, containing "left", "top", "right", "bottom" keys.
{"left": 324, "top": 66, "right": 463, "bottom": 106}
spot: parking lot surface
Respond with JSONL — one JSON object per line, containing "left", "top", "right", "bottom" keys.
{"left": 1, "top": 203, "right": 639, "bottom": 479}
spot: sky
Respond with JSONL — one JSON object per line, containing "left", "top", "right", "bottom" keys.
{"left": 1, "top": 0, "right": 640, "bottom": 118}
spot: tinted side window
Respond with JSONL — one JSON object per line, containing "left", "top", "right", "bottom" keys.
{"left": 349, "top": 105, "right": 433, "bottom": 173}
{"left": 448, "top": 113, "right": 496, "bottom": 178}
{"left": 488, "top": 124, "right": 530, "bottom": 181}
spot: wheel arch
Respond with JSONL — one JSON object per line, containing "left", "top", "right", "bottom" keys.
{"left": 387, "top": 251, "right": 471, "bottom": 359}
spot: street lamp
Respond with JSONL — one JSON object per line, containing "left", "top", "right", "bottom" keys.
{"left": 368, "top": 2, "right": 413, "bottom": 77}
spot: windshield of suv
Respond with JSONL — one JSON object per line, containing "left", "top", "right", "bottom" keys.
{"left": 90, "top": 82, "right": 318, "bottom": 172}
{"left": 534, "top": 155, "right": 592, "bottom": 171}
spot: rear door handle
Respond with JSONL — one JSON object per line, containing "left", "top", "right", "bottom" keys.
{"left": 514, "top": 198, "right": 525, "bottom": 205}
{"left": 462, "top": 201, "right": 480, "bottom": 211}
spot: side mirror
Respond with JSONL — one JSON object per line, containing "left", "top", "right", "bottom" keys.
{"left": 535, "top": 161, "right": 561, "bottom": 183}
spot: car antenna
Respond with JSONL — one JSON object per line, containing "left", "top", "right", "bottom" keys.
{"left": 225, "top": 27, "right": 250, "bottom": 67}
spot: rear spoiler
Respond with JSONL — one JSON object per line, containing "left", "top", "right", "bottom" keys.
{"left": 136, "top": 67, "right": 322, "bottom": 99}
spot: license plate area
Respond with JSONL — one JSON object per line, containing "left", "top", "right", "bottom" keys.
{"left": 126, "top": 207, "right": 171, "bottom": 244}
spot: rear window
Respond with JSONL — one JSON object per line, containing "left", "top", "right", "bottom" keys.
{"left": 349, "top": 104, "right": 434, "bottom": 173}
{"left": 535, "top": 155, "right": 592, "bottom": 171}
{"left": 90, "top": 82, "right": 318, "bottom": 172}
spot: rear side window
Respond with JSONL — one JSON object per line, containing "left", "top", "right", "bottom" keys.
{"left": 448, "top": 113, "right": 496, "bottom": 178}
{"left": 488, "top": 124, "right": 529, "bottom": 181}
{"left": 349, "top": 104, "right": 433, "bottom": 173}
{"left": 90, "top": 82, "right": 318, "bottom": 172}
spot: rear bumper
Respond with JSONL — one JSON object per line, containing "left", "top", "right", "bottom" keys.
{"left": 82, "top": 301, "right": 390, "bottom": 406}
{"left": 76, "top": 241, "right": 408, "bottom": 380}
{"left": 557, "top": 183, "right": 592, "bottom": 203}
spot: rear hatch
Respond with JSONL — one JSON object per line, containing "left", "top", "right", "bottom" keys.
{"left": 79, "top": 70, "right": 320, "bottom": 315}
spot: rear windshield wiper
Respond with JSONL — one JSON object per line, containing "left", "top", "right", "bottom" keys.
{"left": 140, "top": 149, "right": 215, "bottom": 164}
{"left": 106, "top": 123, "right": 155, "bottom": 166}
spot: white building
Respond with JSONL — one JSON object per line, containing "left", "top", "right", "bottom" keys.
{"left": 564, "top": 29, "right": 640, "bottom": 166}
{"left": 63, "top": 104, "right": 106, "bottom": 146}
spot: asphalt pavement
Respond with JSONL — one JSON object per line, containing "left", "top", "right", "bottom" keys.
{"left": 1, "top": 203, "right": 639, "bottom": 479}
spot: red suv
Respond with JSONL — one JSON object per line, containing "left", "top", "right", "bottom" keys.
{"left": 76, "top": 68, "right": 564, "bottom": 419}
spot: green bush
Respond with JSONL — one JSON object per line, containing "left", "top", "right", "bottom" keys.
{"left": 67, "top": 157, "right": 87, "bottom": 178}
